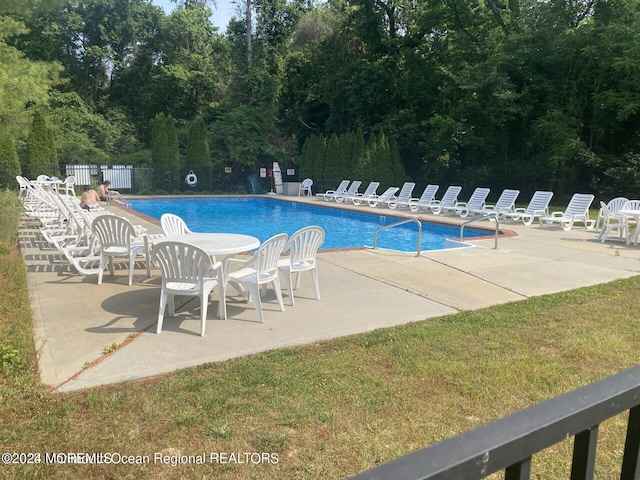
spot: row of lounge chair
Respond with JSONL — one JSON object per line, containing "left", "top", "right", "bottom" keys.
{"left": 316, "top": 180, "right": 602, "bottom": 231}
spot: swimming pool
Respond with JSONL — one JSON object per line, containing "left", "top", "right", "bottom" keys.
{"left": 129, "top": 197, "right": 492, "bottom": 252}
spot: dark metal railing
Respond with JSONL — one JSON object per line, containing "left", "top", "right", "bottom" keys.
{"left": 349, "top": 365, "right": 640, "bottom": 480}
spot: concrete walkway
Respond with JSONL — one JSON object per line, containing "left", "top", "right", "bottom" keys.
{"left": 20, "top": 198, "right": 640, "bottom": 392}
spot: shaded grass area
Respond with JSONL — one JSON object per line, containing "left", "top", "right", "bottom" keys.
{"left": 1, "top": 190, "right": 640, "bottom": 479}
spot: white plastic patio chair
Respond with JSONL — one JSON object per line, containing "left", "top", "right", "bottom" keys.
{"left": 91, "top": 214, "right": 147, "bottom": 285}
{"left": 597, "top": 201, "right": 628, "bottom": 243}
{"left": 470, "top": 189, "right": 520, "bottom": 218}
{"left": 62, "top": 176, "right": 76, "bottom": 196}
{"left": 595, "top": 197, "right": 629, "bottom": 231}
{"left": 368, "top": 186, "right": 400, "bottom": 207}
{"left": 161, "top": 213, "right": 194, "bottom": 235}
{"left": 335, "top": 181, "right": 362, "bottom": 202}
{"left": 151, "top": 240, "right": 226, "bottom": 336}
{"left": 504, "top": 191, "right": 554, "bottom": 225}
{"left": 352, "top": 182, "right": 380, "bottom": 205}
{"left": 388, "top": 182, "right": 416, "bottom": 209}
{"left": 455, "top": 187, "right": 490, "bottom": 217}
{"left": 409, "top": 185, "right": 439, "bottom": 212}
{"left": 278, "top": 226, "right": 325, "bottom": 306}
{"left": 317, "top": 180, "right": 350, "bottom": 201}
{"left": 540, "top": 193, "right": 595, "bottom": 231}
{"left": 224, "top": 233, "right": 288, "bottom": 323}
{"left": 298, "top": 178, "right": 313, "bottom": 196}
{"left": 431, "top": 186, "right": 462, "bottom": 215}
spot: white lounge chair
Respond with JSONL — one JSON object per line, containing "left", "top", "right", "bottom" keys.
{"left": 278, "top": 226, "right": 325, "bottom": 306}
{"left": 597, "top": 201, "right": 627, "bottom": 243}
{"left": 455, "top": 187, "right": 490, "bottom": 217}
{"left": 431, "top": 186, "right": 462, "bottom": 215}
{"left": 161, "top": 213, "right": 194, "bottom": 235}
{"left": 540, "top": 193, "right": 595, "bottom": 231}
{"left": 352, "top": 182, "right": 380, "bottom": 205}
{"left": 225, "top": 233, "right": 288, "bottom": 323}
{"left": 299, "top": 178, "right": 313, "bottom": 196}
{"left": 409, "top": 185, "right": 439, "bottom": 212}
{"left": 504, "top": 191, "right": 554, "bottom": 226}
{"left": 595, "top": 197, "right": 629, "bottom": 231}
{"left": 470, "top": 189, "right": 520, "bottom": 218}
{"left": 317, "top": 180, "right": 350, "bottom": 201}
{"left": 368, "top": 186, "right": 400, "bottom": 207}
{"left": 92, "top": 214, "right": 147, "bottom": 286}
{"left": 335, "top": 181, "right": 362, "bottom": 202}
{"left": 151, "top": 240, "right": 226, "bottom": 336}
{"left": 388, "top": 182, "right": 416, "bottom": 209}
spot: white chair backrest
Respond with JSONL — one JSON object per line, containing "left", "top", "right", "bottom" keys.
{"left": 526, "top": 191, "right": 554, "bottom": 214}
{"left": 301, "top": 178, "right": 313, "bottom": 188}
{"left": 254, "top": 233, "right": 288, "bottom": 278}
{"left": 360, "top": 182, "right": 380, "bottom": 198}
{"left": 466, "top": 188, "right": 490, "bottom": 208}
{"left": 92, "top": 215, "right": 134, "bottom": 250}
{"left": 286, "top": 226, "right": 325, "bottom": 266}
{"left": 37, "top": 175, "right": 48, "bottom": 182}
{"left": 623, "top": 199, "right": 640, "bottom": 211}
{"left": 152, "top": 241, "right": 211, "bottom": 287}
{"left": 419, "top": 185, "right": 439, "bottom": 202}
{"left": 440, "top": 186, "right": 462, "bottom": 206}
{"left": 565, "top": 193, "right": 594, "bottom": 216}
{"left": 606, "top": 197, "right": 629, "bottom": 214}
{"left": 333, "top": 180, "right": 350, "bottom": 194}
{"left": 599, "top": 201, "right": 612, "bottom": 222}
{"left": 494, "top": 189, "right": 520, "bottom": 210}
{"left": 396, "top": 182, "right": 416, "bottom": 202}
{"left": 378, "top": 187, "right": 400, "bottom": 201}
{"left": 344, "top": 181, "right": 362, "bottom": 195}
{"left": 161, "top": 213, "right": 191, "bottom": 235}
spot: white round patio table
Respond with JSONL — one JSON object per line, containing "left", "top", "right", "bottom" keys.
{"left": 617, "top": 209, "right": 640, "bottom": 245}
{"left": 153, "top": 233, "right": 260, "bottom": 257}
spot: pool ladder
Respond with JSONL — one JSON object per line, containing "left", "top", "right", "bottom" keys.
{"left": 373, "top": 218, "right": 423, "bottom": 257}
{"left": 460, "top": 213, "right": 499, "bottom": 249}
{"left": 106, "top": 190, "right": 131, "bottom": 209}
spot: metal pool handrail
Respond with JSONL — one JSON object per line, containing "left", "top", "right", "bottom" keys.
{"left": 373, "top": 218, "right": 423, "bottom": 257}
{"left": 106, "top": 190, "right": 131, "bottom": 209}
{"left": 460, "top": 213, "right": 499, "bottom": 249}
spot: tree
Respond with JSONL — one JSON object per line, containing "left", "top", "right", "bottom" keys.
{"left": 27, "top": 111, "right": 58, "bottom": 178}
{"left": 0, "top": 123, "right": 21, "bottom": 189}
{"left": 0, "top": 16, "right": 61, "bottom": 141}
{"left": 166, "top": 115, "right": 181, "bottom": 190}
{"left": 152, "top": 113, "right": 170, "bottom": 191}
{"left": 187, "top": 118, "right": 210, "bottom": 190}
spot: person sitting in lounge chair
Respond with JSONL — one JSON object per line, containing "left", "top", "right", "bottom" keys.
{"left": 97, "top": 180, "right": 111, "bottom": 201}
{"left": 79, "top": 186, "right": 101, "bottom": 210}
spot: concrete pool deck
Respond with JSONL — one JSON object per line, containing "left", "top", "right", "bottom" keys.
{"left": 20, "top": 196, "right": 640, "bottom": 392}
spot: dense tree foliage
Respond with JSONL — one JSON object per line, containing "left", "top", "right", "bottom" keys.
{"left": 0, "top": 123, "right": 21, "bottom": 189}
{"left": 1, "top": 0, "right": 639, "bottom": 198}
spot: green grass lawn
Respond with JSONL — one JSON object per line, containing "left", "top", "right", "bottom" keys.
{"left": 1, "top": 190, "right": 639, "bottom": 479}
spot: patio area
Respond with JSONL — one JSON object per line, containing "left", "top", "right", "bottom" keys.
{"left": 20, "top": 197, "right": 640, "bottom": 392}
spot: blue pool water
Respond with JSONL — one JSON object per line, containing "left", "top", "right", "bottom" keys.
{"left": 129, "top": 197, "right": 492, "bottom": 252}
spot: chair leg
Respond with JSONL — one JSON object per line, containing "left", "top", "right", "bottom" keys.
{"left": 128, "top": 253, "right": 135, "bottom": 286}
{"left": 283, "top": 269, "right": 295, "bottom": 306}
{"left": 311, "top": 268, "right": 321, "bottom": 300}
{"left": 200, "top": 294, "right": 208, "bottom": 336}
{"left": 108, "top": 256, "right": 115, "bottom": 276}
{"left": 273, "top": 276, "right": 285, "bottom": 312}
{"left": 157, "top": 290, "right": 168, "bottom": 334}
{"left": 98, "top": 255, "right": 107, "bottom": 284}
{"left": 247, "top": 284, "right": 264, "bottom": 323}
{"left": 168, "top": 295, "right": 175, "bottom": 316}
{"left": 217, "top": 284, "right": 227, "bottom": 320}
